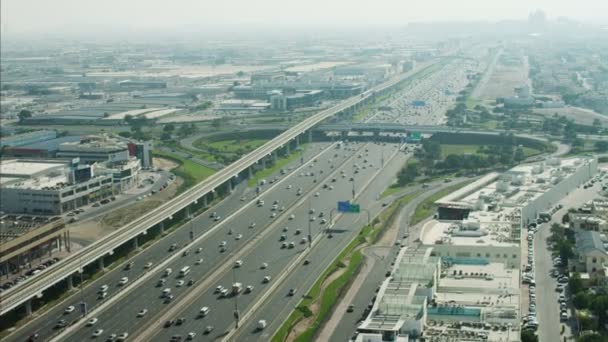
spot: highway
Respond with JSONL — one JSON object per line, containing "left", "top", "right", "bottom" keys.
{"left": 0, "top": 61, "right": 436, "bottom": 317}
{"left": 53, "top": 141, "right": 406, "bottom": 342}
{"left": 4, "top": 143, "right": 325, "bottom": 342}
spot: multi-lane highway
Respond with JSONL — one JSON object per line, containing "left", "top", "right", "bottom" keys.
{"left": 4, "top": 143, "right": 325, "bottom": 342}
{"left": 1, "top": 61, "right": 439, "bottom": 318}
{"left": 39, "top": 141, "right": 407, "bottom": 342}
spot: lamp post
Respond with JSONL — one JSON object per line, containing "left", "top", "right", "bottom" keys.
{"left": 232, "top": 267, "right": 240, "bottom": 329}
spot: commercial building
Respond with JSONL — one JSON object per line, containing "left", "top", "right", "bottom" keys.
{"left": 233, "top": 81, "right": 363, "bottom": 100}
{"left": 127, "top": 141, "right": 153, "bottom": 169}
{"left": 118, "top": 80, "right": 167, "bottom": 89}
{"left": 270, "top": 89, "right": 323, "bottom": 110}
{"left": 0, "top": 130, "right": 57, "bottom": 148}
{"left": 0, "top": 159, "right": 113, "bottom": 215}
{"left": 1, "top": 216, "right": 68, "bottom": 277}
{"left": 570, "top": 213, "right": 608, "bottom": 232}
{"left": 2, "top": 136, "right": 81, "bottom": 158}
{"left": 57, "top": 135, "right": 130, "bottom": 164}
{"left": 334, "top": 63, "right": 394, "bottom": 82}
{"left": 95, "top": 158, "right": 141, "bottom": 192}
{"left": 218, "top": 99, "right": 271, "bottom": 112}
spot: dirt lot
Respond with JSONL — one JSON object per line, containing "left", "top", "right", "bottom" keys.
{"left": 479, "top": 62, "right": 530, "bottom": 102}
{"left": 69, "top": 177, "right": 182, "bottom": 245}
{"left": 153, "top": 157, "right": 179, "bottom": 171}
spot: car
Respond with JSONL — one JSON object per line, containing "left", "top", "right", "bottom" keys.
{"left": 55, "top": 319, "right": 67, "bottom": 329}
{"left": 187, "top": 279, "right": 195, "bottom": 286}
{"left": 204, "top": 326, "right": 214, "bottom": 334}
{"left": 214, "top": 216, "right": 221, "bottom": 222}
{"left": 164, "top": 319, "right": 175, "bottom": 328}
{"left": 271, "top": 212, "right": 277, "bottom": 218}
{"left": 560, "top": 312, "right": 568, "bottom": 321}
{"left": 220, "top": 246, "right": 226, "bottom": 253}
{"left": 234, "top": 260, "right": 243, "bottom": 268}
{"left": 157, "top": 279, "right": 166, "bottom": 287}
{"left": 220, "top": 288, "right": 229, "bottom": 297}
{"left": 137, "top": 309, "right": 148, "bottom": 317}
{"left": 176, "top": 317, "right": 186, "bottom": 325}
{"left": 215, "top": 285, "right": 224, "bottom": 293}
{"left": 245, "top": 285, "right": 254, "bottom": 293}
{"left": 219, "top": 241, "right": 227, "bottom": 247}
{"left": 303, "top": 259, "right": 310, "bottom": 265}
{"left": 314, "top": 192, "right": 320, "bottom": 197}
{"left": 288, "top": 242, "right": 295, "bottom": 248}
{"left": 164, "top": 294, "right": 174, "bottom": 303}
{"left": 92, "top": 329, "right": 104, "bottom": 337}
{"left": 98, "top": 291, "right": 108, "bottom": 300}
{"left": 280, "top": 234, "right": 287, "bottom": 241}
{"left": 124, "top": 261, "right": 134, "bottom": 270}
{"left": 171, "top": 336, "right": 183, "bottom": 342}
{"left": 196, "top": 247, "right": 203, "bottom": 254}
{"left": 261, "top": 262, "right": 268, "bottom": 269}
{"left": 347, "top": 304, "right": 355, "bottom": 312}
{"left": 309, "top": 216, "right": 315, "bottom": 222}
{"left": 144, "top": 262, "right": 153, "bottom": 269}
{"left": 249, "top": 222, "right": 256, "bottom": 228}
{"left": 195, "top": 258, "right": 203, "bottom": 265}
{"left": 169, "top": 244, "right": 177, "bottom": 252}
{"left": 99, "top": 284, "right": 109, "bottom": 293}
{"left": 64, "top": 306, "right": 75, "bottom": 314}
{"left": 186, "top": 332, "right": 196, "bottom": 340}
{"left": 288, "top": 288, "right": 297, "bottom": 296}
{"left": 263, "top": 276, "right": 271, "bottom": 283}
{"left": 182, "top": 249, "right": 189, "bottom": 257}
{"left": 87, "top": 318, "right": 99, "bottom": 326}
{"left": 176, "top": 280, "right": 185, "bottom": 287}
{"left": 320, "top": 219, "right": 327, "bottom": 224}
{"left": 235, "top": 234, "right": 243, "bottom": 240}
{"left": 116, "top": 332, "right": 129, "bottom": 341}
{"left": 119, "top": 277, "right": 129, "bottom": 286}
{"left": 106, "top": 334, "right": 117, "bottom": 341}
{"left": 289, "top": 214, "right": 295, "bottom": 220}
{"left": 295, "top": 229, "right": 301, "bottom": 235}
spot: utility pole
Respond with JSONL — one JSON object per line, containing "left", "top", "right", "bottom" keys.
{"left": 307, "top": 199, "right": 312, "bottom": 249}
{"left": 232, "top": 268, "right": 240, "bottom": 329}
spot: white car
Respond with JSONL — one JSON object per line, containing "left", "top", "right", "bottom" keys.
{"left": 289, "top": 214, "right": 295, "bottom": 220}
{"left": 86, "top": 318, "right": 98, "bottom": 326}
{"left": 235, "top": 234, "right": 243, "bottom": 240}
{"left": 137, "top": 309, "right": 148, "bottom": 317}
{"left": 249, "top": 222, "right": 256, "bottom": 228}
{"left": 245, "top": 285, "right": 254, "bottom": 293}
{"left": 314, "top": 192, "right": 320, "bottom": 197}
{"left": 234, "top": 260, "right": 243, "bottom": 268}
{"left": 64, "top": 305, "right": 75, "bottom": 314}
{"left": 263, "top": 276, "right": 271, "bottom": 283}
{"left": 215, "top": 285, "right": 224, "bottom": 293}
{"left": 261, "top": 262, "right": 268, "bottom": 269}
{"left": 176, "top": 280, "right": 185, "bottom": 287}
{"left": 144, "top": 262, "right": 153, "bottom": 269}
{"left": 219, "top": 241, "right": 227, "bottom": 247}
{"left": 270, "top": 212, "right": 277, "bottom": 218}
{"left": 117, "top": 332, "right": 128, "bottom": 341}
{"left": 92, "top": 329, "right": 104, "bottom": 337}
{"left": 119, "top": 277, "right": 129, "bottom": 286}
{"left": 286, "top": 184, "right": 292, "bottom": 189}
{"left": 187, "top": 332, "right": 196, "bottom": 340}
{"left": 196, "top": 247, "right": 203, "bottom": 254}
{"left": 220, "top": 288, "right": 229, "bottom": 297}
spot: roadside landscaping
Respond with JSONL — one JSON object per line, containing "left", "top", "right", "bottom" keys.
{"left": 410, "top": 181, "right": 472, "bottom": 226}
{"left": 248, "top": 145, "right": 307, "bottom": 187}
{"left": 272, "top": 190, "right": 422, "bottom": 342}
{"left": 152, "top": 150, "right": 215, "bottom": 192}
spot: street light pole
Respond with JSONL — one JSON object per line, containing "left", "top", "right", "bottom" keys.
{"left": 307, "top": 199, "right": 312, "bottom": 249}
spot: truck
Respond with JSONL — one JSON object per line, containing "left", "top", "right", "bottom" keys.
{"left": 232, "top": 282, "right": 243, "bottom": 295}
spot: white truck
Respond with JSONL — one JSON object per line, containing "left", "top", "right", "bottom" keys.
{"left": 232, "top": 282, "right": 243, "bottom": 295}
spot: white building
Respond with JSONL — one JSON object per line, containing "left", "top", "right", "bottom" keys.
{"left": 0, "top": 159, "right": 113, "bottom": 215}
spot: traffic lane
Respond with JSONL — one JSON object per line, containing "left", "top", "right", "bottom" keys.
{"left": 63, "top": 142, "right": 354, "bottom": 340}
{"left": 11, "top": 185, "right": 250, "bottom": 342}
{"left": 535, "top": 222, "right": 560, "bottom": 342}
{"left": 234, "top": 145, "right": 408, "bottom": 339}
{"left": 153, "top": 144, "right": 383, "bottom": 340}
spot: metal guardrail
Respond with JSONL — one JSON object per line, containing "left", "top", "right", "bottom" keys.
{"left": 0, "top": 66, "right": 425, "bottom": 315}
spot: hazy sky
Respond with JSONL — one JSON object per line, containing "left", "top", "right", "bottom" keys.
{"left": 2, "top": 0, "right": 607, "bottom": 35}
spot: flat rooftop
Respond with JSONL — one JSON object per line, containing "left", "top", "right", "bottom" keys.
{"left": 421, "top": 221, "right": 519, "bottom": 247}
{"left": 0, "top": 159, "right": 67, "bottom": 178}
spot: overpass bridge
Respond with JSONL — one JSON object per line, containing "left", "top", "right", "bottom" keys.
{"left": 0, "top": 61, "right": 437, "bottom": 316}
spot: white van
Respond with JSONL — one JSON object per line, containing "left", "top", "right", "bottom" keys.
{"left": 199, "top": 307, "right": 210, "bottom": 317}
{"left": 164, "top": 268, "right": 172, "bottom": 277}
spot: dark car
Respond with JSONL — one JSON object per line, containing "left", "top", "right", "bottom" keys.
{"left": 164, "top": 319, "right": 175, "bottom": 328}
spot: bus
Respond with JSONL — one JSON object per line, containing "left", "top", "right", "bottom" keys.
{"left": 179, "top": 266, "right": 191, "bottom": 277}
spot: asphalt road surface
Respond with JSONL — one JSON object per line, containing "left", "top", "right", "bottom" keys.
{"left": 51, "top": 141, "right": 405, "bottom": 342}
{"left": 5, "top": 142, "right": 329, "bottom": 342}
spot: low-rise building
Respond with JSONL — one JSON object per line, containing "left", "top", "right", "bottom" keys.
{"left": 57, "top": 135, "right": 130, "bottom": 164}
{"left": 0, "top": 159, "right": 113, "bottom": 215}
{"left": 570, "top": 213, "right": 608, "bottom": 232}
{"left": 570, "top": 230, "right": 608, "bottom": 278}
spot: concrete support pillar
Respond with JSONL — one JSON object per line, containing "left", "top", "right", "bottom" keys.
{"left": 285, "top": 143, "right": 290, "bottom": 155}
{"left": 248, "top": 166, "right": 253, "bottom": 179}
{"left": 307, "top": 130, "right": 312, "bottom": 143}
{"left": 261, "top": 158, "right": 266, "bottom": 169}
{"left": 202, "top": 196, "right": 208, "bottom": 208}
{"left": 133, "top": 236, "right": 139, "bottom": 250}
{"left": 295, "top": 135, "right": 300, "bottom": 148}
{"left": 67, "top": 274, "right": 73, "bottom": 290}
{"left": 98, "top": 257, "right": 105, "bottom": 270}
{"left": 272, "top": 151, "right": 278, "bottom": 164}
{"left": 185, "top": 206, "right": 191, "bottom": 219}
{"left": 25, "top": 299, "right": 32, "bottom": 316}
{"left": 227, "top": 179, "right": 233, "bottom": 193}
{"left": 159, "top": 221, "right": 165, "bottom": 234}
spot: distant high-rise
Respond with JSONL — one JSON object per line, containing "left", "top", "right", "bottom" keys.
{"left": 528, "top": 9, "right": 547, "bottom": 27}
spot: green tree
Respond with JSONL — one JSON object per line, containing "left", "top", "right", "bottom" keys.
{"left": 569, "top": 272, "right": 584, "bottom": 295}
{"left": 521, "top": 329, "right": 538, "bottom": 342}
{"left": 514, "top": 147, "right": 526, "bottom": 162}
{"left": 595, "top": 140, "right": 608, "bottom": 152}
{"left": 163, "top": 123, "right": 175, "bottom": 133}
{"left": 161, "top": 132, "right": 172, "bottom": 141}
{"left": 397, "top": 163, "right": 419, "bottom": 185}
{"left": 18, "top": 109, "right": 32, "bottom": 122}
{"left": 573, "top": 291, "right": 592, "bottom": 309}
{"left": 211, "top": 118, "right": 223, "bottom": 129}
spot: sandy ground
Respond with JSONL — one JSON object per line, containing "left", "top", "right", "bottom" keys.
{"left": 69, "top": 177, "right": 182, "bottom": 245}
{"left": 153, "top": 157, "right": 178, "bottom": 171}
{"left": 480, "top": 66, "right": 529, "bottom": 101}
